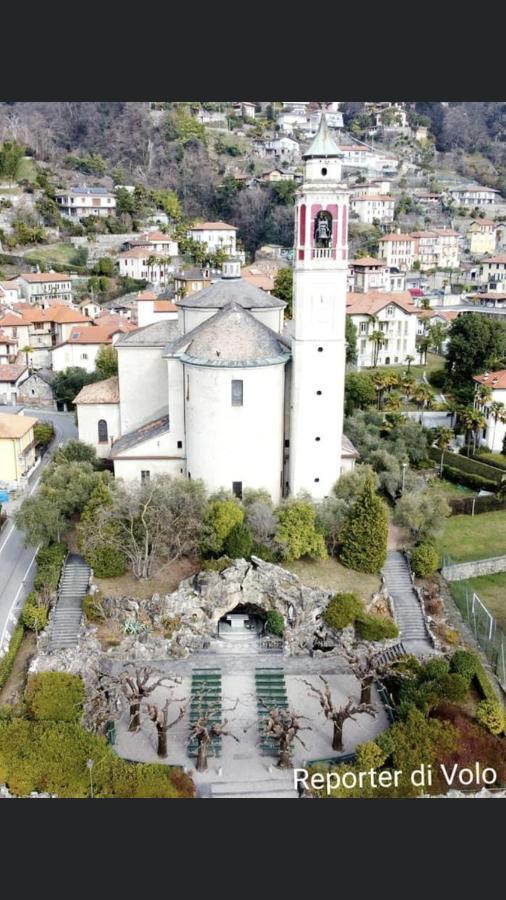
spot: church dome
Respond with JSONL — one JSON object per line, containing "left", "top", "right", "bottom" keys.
{"left": 165, "top": 302, "right": 291, "bottom": 367}
{"left": 176, "top": 276, "right": 285, "bottom": 310}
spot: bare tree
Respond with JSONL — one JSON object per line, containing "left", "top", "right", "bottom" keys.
{"left": 145, "top": 698, "right": 187, "bottom": 758}
{"left": 119, "top": 665, "right": 182, "bottom": 732}
{"left": 301, "top": 676, "right": 376, "bottom": 752}
{"left": 189, "top": 691, "right": 239, "bottom": 773}
{"left": 260, "top": 703, "right": 311, "bottom": 769}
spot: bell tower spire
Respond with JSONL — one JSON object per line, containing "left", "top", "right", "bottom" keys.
{"left": 288, "top": 115, "right": 349, "bottom": 498}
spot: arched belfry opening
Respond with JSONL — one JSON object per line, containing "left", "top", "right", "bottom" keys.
{"left": 314, "top": 210, "right": 332, "bottom": 248}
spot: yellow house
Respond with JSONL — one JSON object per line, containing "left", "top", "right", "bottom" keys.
{"left": 0, "top": 413, "right": 38, "bottom": 486}
{"left": 467, "top": 219, "right": 497, "bottom": 256}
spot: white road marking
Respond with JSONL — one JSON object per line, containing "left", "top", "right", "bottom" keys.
{"left": 0, "top": 522, "right": 15, "bottom": 554}
{"left": 0, "top": 545, "right": 40, "bottom": 655}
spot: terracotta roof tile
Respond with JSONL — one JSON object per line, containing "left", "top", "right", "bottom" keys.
{"left": 346, "top": 291, "right": 417, "bottom": 316}
{"left": 0, "top": 412, "right": 37, "bottom": 438}
{"left": 0, "top": 364, "right": 27, "bottom": 383}
{"left": 474, "top": 369, "right": 506, "bottom": 390}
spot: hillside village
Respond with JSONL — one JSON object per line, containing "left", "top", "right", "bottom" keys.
{"left": 0, "top": 101, "right": 505, "bottom": 801}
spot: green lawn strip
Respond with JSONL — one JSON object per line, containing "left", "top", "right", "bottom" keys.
{"left": 465, "top": 572, "right": 506, "bottom": 633}
{"left": 438, "top": 510, "right": 506, "bottom": 563}
{"left": 283, "top": 558, "right": 380, "bottom": 602}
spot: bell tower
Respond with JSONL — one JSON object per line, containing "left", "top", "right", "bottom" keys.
{"left": 288, "top": 115, "right": 349, "bottom": 499}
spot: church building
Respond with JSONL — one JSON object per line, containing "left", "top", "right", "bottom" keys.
{"left": 74, "top": 116, "right": 357, "bottom": 502}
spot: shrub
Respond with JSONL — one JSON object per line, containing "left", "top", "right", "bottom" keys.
{"left": 83, "top": 593, "right": 105, "bottom": 623}
{"left": 223, "top": 522, "right": 254, "bottom": 559}
{"left": 323, "top": 592, "right": 363, "bottom": 630}
{"left": 21, "top": 596, "right": 48, "bottom": 632}
{"left": 265, "top": 610, "right": 285, "bottom": 636}
{"left": 449, "top": 649, "right": 496, "bottom": 699}
{"left": 201, "top": 556, "right": 232, "bottom": 572}
{"left": 86, "top": 545, "right": 126, "bottom": 578}
{"left": 340, "top": 474, "right": 388, "bottom": 573}
{"left": 420, "top": 658, "right": 449, "bottom": 681}
{"left": 429, "top": 446, "right": 504, "bottom": 485}
{"left": 250, "top": 542, "right": 276, "bottom": 562}
{"left": 443, "top": 464, "right": 498, "bottom": 493}
{"left": 475, "top": 700, "right": 505, "bottom": 735}
{"left": 0, "top": 623, "right": 24, "bottom": 690}
{"left": 275, "top": 500, "right": 327, "bottom": 561}
{"left": 410, "top": 542, "right": 440, "bottom": 577}
{"left": 355, "top": 613, "right": 399, "bottom": 641}
{"left": 201, "top": 499, "right": 244, "bottom": 555}
{"left": 25, "top": 673, "right": 85, "bottom": 723}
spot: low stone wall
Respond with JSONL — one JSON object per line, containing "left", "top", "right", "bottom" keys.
{"left": 442, "top": 555, "right": 506, "bottom": 582}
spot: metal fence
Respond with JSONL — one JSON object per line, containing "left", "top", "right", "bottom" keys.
{"left": 443, "top": 555, "right": 506, "bottom": 689}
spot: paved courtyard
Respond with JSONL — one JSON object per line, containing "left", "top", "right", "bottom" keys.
{"left": 112, "top": 655, "right": 389, "bottom": 798}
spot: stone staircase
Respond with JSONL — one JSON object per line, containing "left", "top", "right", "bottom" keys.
{"left": 209, "top": 629, "right": 261, "bottom": 655}
{"left": 381, "top": 551, "right": 432, "bottom": 654}
{"left": 49, "top": 553, "right": 90, "bottom": 651}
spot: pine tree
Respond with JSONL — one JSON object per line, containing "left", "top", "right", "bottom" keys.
{"left": 340, "top": 473, "right": 388, "bottom": 574}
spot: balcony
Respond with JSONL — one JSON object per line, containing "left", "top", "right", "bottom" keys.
{"left": 311, "top": 248, "right": 334, "bottom": 260}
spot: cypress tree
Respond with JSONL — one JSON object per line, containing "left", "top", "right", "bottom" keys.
{"left": 340, "top": 473, "right": 388, "bottom": 573}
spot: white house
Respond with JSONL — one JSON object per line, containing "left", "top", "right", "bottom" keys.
{"left": 379, "top": 233, "right": 417, "bottom": 270}
{"left": 350, "top": 194, "right": 394, "bottom": 225}
{"left": 346, "top": 291, "right": 419, "bottom": 368}
{"left": 260, "top": 137, "right": 300, "bottom": 162}
{"left": 349, "top": 258, "right": 405, "bottom": 293}
{"left": 473, "top": 369, "right": 506, "bottom": 453}
{"left": 187, "top": 222, "right": 237, "bottom": 257}
{"left": 52, "top": 321, "right": 134, "bottom": 374}
{"left": 0, "top": 364, "right": 29, "bottom": 405}
{"left": 0, "top": 329, "right": 18, "bottom": 365}
{"left": 18, "top": 273, "right": 73, "bottom": 306}
{"left": 448, "top": 186, "right": 500, "bottom": 208}
{"left": 479, "top": 254, "right": 506, "bottom": 292}
{"left": 75, "top": 115, "right": 358, "bottom": 497}
{"left": 55, "top": 186, "right": 117, "bottom": 219}
{"left": 136, "top": 291, "right": 178, "bottom": 328}
{"left": 127, "top": 231, "right": 178, "bottom": 256}
{"left": 117, "top": 248, "right": 175, "bottom": 285}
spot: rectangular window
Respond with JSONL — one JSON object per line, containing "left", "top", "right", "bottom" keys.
{"left": 232, "top": 481, "right": 243, "bottom": 499}
{"left": 141, "top": 470, "right": 150, "bottom": 482}
{"left": 231, "top": 379, "right": 243, "bottom": 406}
{"left": 359, "top": 321, "right": 368, "bottom": 334}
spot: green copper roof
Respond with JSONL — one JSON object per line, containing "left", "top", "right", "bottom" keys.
{"left": 303, "top": 114, "right": 342, "bottom": 159}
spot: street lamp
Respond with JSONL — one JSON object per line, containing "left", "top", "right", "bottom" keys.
{"left": 401, "top": 462, "right": 407, "bottom": 494}
{"left": 86, "top": 758, "right": 94, "bottom": 799}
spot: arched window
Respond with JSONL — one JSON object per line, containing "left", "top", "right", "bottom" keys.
{"left": 98, "top": 419, "right": 108, "bottom": 443}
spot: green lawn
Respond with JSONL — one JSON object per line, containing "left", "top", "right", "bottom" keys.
{"left": 282, "top": 557, "right": 380, "bottom": 602}
{"left": 438, "top": 510, "right": 506, "bottom": 563}
{"left": 16, "top": 156, "right": 37, "bottom": 183}
{"left": 437, "top": 479, "right": 475, "bottom": 497}
{"left": 466, "top": 572, "right": 506, "bottom": 633}
{"left": 24, "top": 243, "right": 78, "bottom": 267}
{"left": 368, "top": 353, "right": 445, "bottom": 381}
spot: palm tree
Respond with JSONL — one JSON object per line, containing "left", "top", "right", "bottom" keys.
{"left": 21, "top": 345, "right": 33, "bottom": 368}
{"left": 417, "top": 337, "right": 431, "bottom": 366}
{"left": 405, "top": 355, "right": 415, "bottom": 374}
{"left": 372, "top": 371, "right": 389, "bottom": 410}
{"left": 384, "top": 389, "right": 403, "bottom": 412}
{"left": 435, "top": 426, "right": 453, "bottom": 451}
{"left": 475, "top": 384, "right": 492, "bottom": 410}
{"left": 146, "top": 254, "right": 157, "bottom": 285}
{"left": 461, "top": 407, "right": 487, "bottom": 454}
{"left": 368, "top": 330, "right": 384, "bottom": 368}
{"left": 413, "top": 384, "right": 433, "bottom": 424}
{"left": 489, "top": 401, "right": 506, "bottom": 452}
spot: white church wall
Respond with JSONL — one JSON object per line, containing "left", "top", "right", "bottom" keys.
{"left": 184, "top": 362, "right": 285, "bottom": 503}
{"left": 117, "top": 344, "right": 168, "bottom": 434}
{"left": 76, "top": 402, "right": 121, "bottom": 458}
{"left": 112, "top": 429, "right": 184, "bottom": 482}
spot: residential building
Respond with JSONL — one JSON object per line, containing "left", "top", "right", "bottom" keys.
{"left": 473, "top": 369, "right": 506, "bottom": 452}
{"left": 173, "top": 267, "right": 217, "bottom": 299}
{"left": 378, "top": 233, "right": 417, "bottom": 270}
{"left": 136, "top": 291, "right": 178, "bottom": 328}
{"left": 0, "top": 281, "right": 21, "bottom": 303}
{"left": 346, "top": 291, "right": 419, "bottom": 368}
{"left": 258, "top": 137, "right": 300, "bottom": 162}
{"left": 349, "top": 258, "right": 405, "bottom": 293}
{"left": 0, "top": 365, "right": 29, "bottom": 405}
{"left": 448, "top": 186, "right": 500, "bottom": 207}
{"left": 0, "top": 329, "right": 18, "bottom": 365}
{"left": 467, "top": 219, "right": 497, "bottom": 256}
{"left": 18, "top": 272, "right": 73, "bottom": 306}
{"left": 0, "top": 412, "right": 38, "bottom": 488}
{"left": 127, "top": 231, "right": 179, "bottom": 256}
{"left": 479, "top": 254, "right": 506, "bottom": 292}
{"left": 51, "top": 321, "right": 135, "bottom": 374}
{"left": 350, "top": 194, "right": 394, "bottom": 225}
{"left": 17, "top": 372, "right": 56, "bottom": 409}
{"left": 117, "top": 248, "right": 175, "bottom": 285}
{"left": 240, "top": 266, "right": 274, "bottom": 293}
{"left": 233, "top": 102, "right": 256, "bottom": 120}
{"left": 55, "top": 186, "right": 117, "bottom": 219}
{"left": 258, "top": 168, "right": 295, "bottom": 183}
{"left": 0, "top": 304, "right": 88, "bottom": 369}
{"left": 74, "top": 376, "right": 121, "bottom": 459}
{"left": 187, "top": 221, "right": 237, "bottom": 257}
{"left": 79, "top": 297, "right": 102, "bottom": 319}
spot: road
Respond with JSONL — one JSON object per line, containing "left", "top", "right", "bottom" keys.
{"left": 0, "top": 407, "right": 77, "bottom": 653}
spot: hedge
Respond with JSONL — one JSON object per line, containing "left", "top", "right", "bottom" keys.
{"left": 323, "top": 593, "right": 363, "bottom": 630}
{"left": 468, "top": 453, "right": 506, "bottom": 472}
{"left": 0, "top": 623, "right": 25, "bottom": 691}
{"left": 25, "top": 673, "right": 85, "bottom": 723}
{"left": 429, "top": 446, "right": 505, "bottom": 485}
{"left": 447, "top": 494, "right": 506, "bottom": 515}
{"left": 449, "top": 649, "right": 496, "bottom": 701}
{"left": 442, "top": 463, "right": 499, "bottom": 493}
